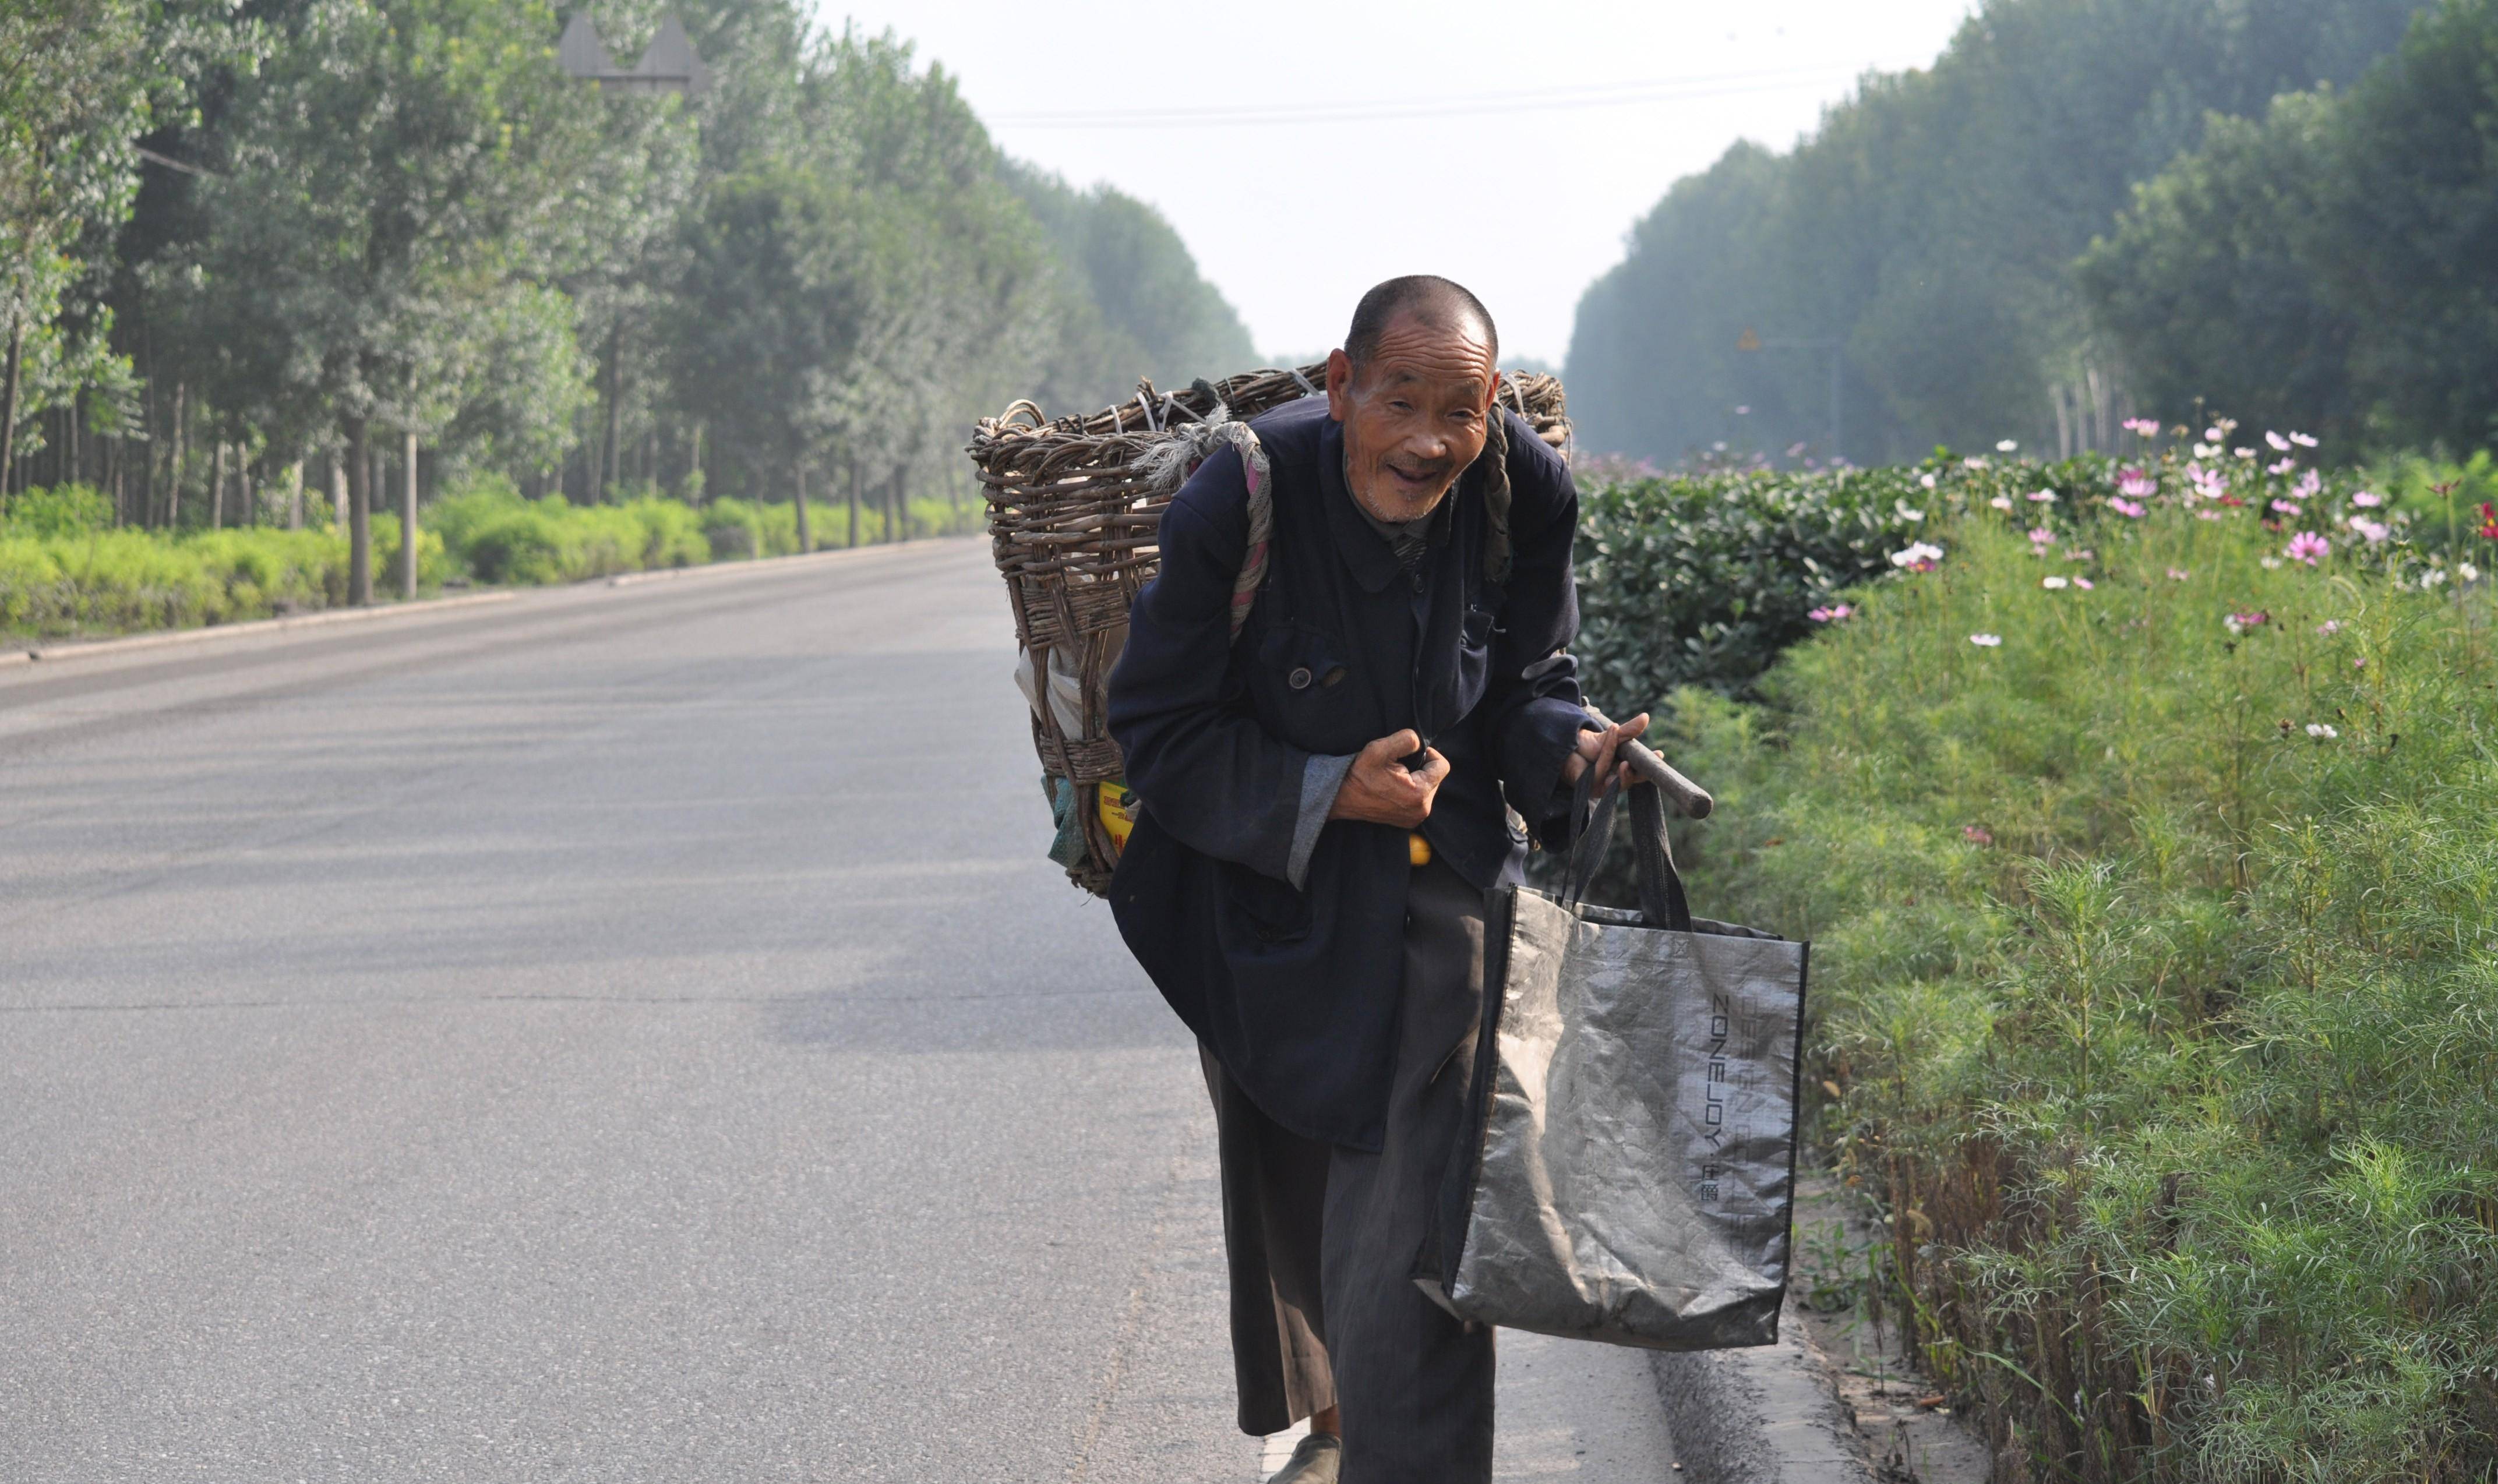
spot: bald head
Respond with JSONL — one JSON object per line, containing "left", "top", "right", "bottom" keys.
{"left": 1345, "top": 275, "right": 1499, "bottom": 373}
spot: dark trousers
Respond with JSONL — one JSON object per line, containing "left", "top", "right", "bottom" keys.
{"left": 1201, "top": 856, "right": 1494, "bottom": 1484}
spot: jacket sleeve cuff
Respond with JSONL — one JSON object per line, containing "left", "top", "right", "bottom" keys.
{"left": 1506, "top": 699, "right": 1598, "bottom": 845}
{"left": 1287, "top": 752, "right": 1357, "bottom": 889}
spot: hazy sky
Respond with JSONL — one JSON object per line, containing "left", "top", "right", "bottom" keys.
{"left": 818, "top": 2, "right": 1982, "bottom": 366}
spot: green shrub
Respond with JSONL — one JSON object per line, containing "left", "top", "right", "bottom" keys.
{"left": 1572, "top": 430, "right": 2427, "bottom": 704}
{"left": 0, "top": 483, "right": 115, "bottom": 539}
{"left": 1602, "top": 435, "right": 2498, "bottom": 1479}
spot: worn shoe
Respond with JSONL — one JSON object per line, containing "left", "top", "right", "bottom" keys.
{"left": 1267, "top": 1432, "right": 1340, "bottom": 1484}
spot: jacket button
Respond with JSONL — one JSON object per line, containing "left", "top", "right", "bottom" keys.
{"left": 1288, "top": 666, "right": 1314, "bottom": 690}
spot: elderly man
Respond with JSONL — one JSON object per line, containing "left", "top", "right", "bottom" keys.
{"left": 1106, "top": 275, "right": 1643, "bottom": 1483}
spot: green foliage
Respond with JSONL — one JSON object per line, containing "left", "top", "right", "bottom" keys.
{"left": 2086, "top": 0, "right": 2498, "bottom": 458}
{"left": 1577, "top": 461, "right": 1931, "bottom": 699}
{"left": 1589, "top": 453, "right": 2498, "bottom": 1478}
{"left": 1574, "top": 430, "right": 2427, "bottom": 703}
{"left": 0, "top": 482, "right": 115, "bottom": 538}
{"left": 0, "top": 521, "right": 348, "bottom": 634}
{"left": 1565, "top": 0, "right": 2427, "bottom": 465}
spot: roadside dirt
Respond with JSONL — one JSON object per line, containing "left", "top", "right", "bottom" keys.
{"left": 1787, "top": 1171, "right": 1996, "bottom": 1483}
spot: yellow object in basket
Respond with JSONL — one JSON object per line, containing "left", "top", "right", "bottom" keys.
{"left": 1409, "top": 832, "right": 1433, "bottom": 867}
{"left": 1098, "top": 780, "right": 1138, "bottom": 851}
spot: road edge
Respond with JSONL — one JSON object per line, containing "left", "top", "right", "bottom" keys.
{"left": 1648, "top": 1301, "right": 1871, "bottom": 1484}
{"left": 3, "top": 538, "right": 949, "bottom": 669}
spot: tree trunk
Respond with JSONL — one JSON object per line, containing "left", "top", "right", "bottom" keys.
{"left": 892, "top": 469, "right": 908, "bottom": 544}
{"left": 288, "top": 460, "right": 305, "bottom": 529}
{"left": 846, "top": 457, "right": 860, "bottom": 549}
{"left": 347, "top": 418, "right": 373, "bottom": 606}
{"left": 597, "top": 321, "right": 622, "bottom": 503}
{"left": 0, "top": 313, "right": 22, "bottom": 500}
{"left": 167, "top": 381, "right": 188, "bottom": 528}
{"left": 211, "top": 442, "right": 227, "bottom": 528}
{"left": 400, "top": 430, "right": 419, "bottom": 599}
{"left": 793, "top": 464, "right": 812, "bottom": 554}
{"left": 690, "top": 422, "right": 704, "bottom": 504}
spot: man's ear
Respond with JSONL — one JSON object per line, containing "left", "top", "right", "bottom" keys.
{"left": 1485, "top": 369, "right": 1503, "bottom": 411}
{"left": 1325, "top": 349, "right": 1355, "bottom": 420}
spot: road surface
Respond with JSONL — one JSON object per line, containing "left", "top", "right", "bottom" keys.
{"left": 1, "top": 539, "right": 1676, "bottom": 1482}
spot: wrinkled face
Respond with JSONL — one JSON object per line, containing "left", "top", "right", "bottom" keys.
{"left": 1325, "top": 312, "right": 1498, "bottom": 524}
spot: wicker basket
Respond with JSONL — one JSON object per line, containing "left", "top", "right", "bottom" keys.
{"left": 968, "top": 363, "right": 1571, "bottom": 893}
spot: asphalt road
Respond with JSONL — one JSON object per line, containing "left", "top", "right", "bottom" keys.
{"left": 0, "top": 539, "right": 1675, "bottom": 1483}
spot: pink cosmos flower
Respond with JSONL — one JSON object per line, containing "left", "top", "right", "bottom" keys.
{"left": 2074, "top": 577, "right": 2095, "bottom": 589}
{"left": 2285, "top": 532, "right": 2331, "bottom": 565}
{"left": 2316, "top": 620, "right": 2341, "bottom": 635}
{"left": 1970, "top": 633, "right": 2002, "bottom": 647}
{"left": 2350, "top": 490, "right": 2382, "bottom": 508}
{"left": 1807, "top": 604, "right": 1854, "bottom": 623}
{"left": 2167, "top": 567, "right": 2191, "bottom": 581}
{"left": 2266, "top": 430, "right": 2291, "bottom": 452}
{"left": 2028, "top": 489, "right": 2056, "bottom": 502}
{"left": 2066, "top": 549, "right": 2095, "bottom": 561}
{"left": 2196, "top": 510, "right": 2225, "bottom": 522}
{"left": 2122, "top": 417, "right": 2161, "bottom": 437}
{"left": 2295, "top": 469, "right": 2322, "bottom": 498}
{"left": 2110, "top": 497, "right": 2146, "bottom": 518}
{"left": 2118, "top": 468, "right": 2155, "bottom": 499}
{"left": 2352, "top": 518, "right": 2390, "bottom": 543}
{"left": 2224, "top": 611, "right": 2270, "bottom": 635}
{"left": 2289, "top": 432, "right": 2318, "bottom": 448}
{"left": 2267, "top": 457, "right": 2298, "bottom": 476}
{"left": 1963, "top": 825, "right": 1995, "bottom": 845}
{"left": 2028, "top": 526, "right": 2056, "bottom": 545}
{"left": 2235, "top": 447, "right": 2257, "bottom": 461}
{"left": 2205, "top": 426, "right": 2226, "bottom": 441}
{"left": 2189, "top": 465, "right": 2228, "bottom": 501}
{"left": 2270, "top": 499, "right": 2303, "bottom": 515}
{"left": 1919, "top": 472, "right": 1938, "bottom": 489}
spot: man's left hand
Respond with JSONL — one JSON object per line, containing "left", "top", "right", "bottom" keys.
{"left": 1561, "top": 711, "right": 1650, "bottom": 793}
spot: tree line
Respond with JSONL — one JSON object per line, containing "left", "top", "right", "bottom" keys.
{"left": 1564, "top": 0, "right": 2459, "bottom": 468}
{"left": 0, "top": 0, "right": 1255, "bottom": 599}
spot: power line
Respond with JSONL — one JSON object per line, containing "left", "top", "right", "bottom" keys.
{"left": 987, "top": 65, "right": 1867, "bottom": 130}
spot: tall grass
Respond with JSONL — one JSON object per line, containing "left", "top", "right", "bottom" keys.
{"left": 1640, "top": 437, "right": 2498, "bottom": 1479}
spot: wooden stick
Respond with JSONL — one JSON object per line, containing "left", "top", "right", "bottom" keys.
{"left": 1585, "top": 707, "right": 1715, "bottom": 819}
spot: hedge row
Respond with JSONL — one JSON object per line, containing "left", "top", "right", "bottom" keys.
{"left": 0, "top": 478, "right": 977, "bottom": 638}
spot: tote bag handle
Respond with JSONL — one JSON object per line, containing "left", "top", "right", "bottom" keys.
{"left": 1561, "top": 769, "right": 1695, "bottom": 934}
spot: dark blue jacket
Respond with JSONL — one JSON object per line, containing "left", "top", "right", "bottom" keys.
{"left": 1106, "top": 397, "right": 1589, "bottom": 1149}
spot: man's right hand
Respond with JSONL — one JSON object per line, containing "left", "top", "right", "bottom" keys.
{"left": 1327, "top": 729, "right": 1449, "bottom": 829}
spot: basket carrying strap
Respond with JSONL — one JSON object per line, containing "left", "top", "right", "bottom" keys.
{"left": 1226, "top": 424, "right": 1273, "bottom": 641}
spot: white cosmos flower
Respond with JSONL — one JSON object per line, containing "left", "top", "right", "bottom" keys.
{"left": 1970, "top": 633, "right": 2003, "bottom": 647}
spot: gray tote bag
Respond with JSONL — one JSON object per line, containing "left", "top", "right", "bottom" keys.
{"left": 1416, "top": 776, "right": 1808, "bottom": 1350}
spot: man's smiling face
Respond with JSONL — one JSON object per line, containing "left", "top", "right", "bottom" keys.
{"left": 1325, "top": 312, "right": 1498, "bottom": 524}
